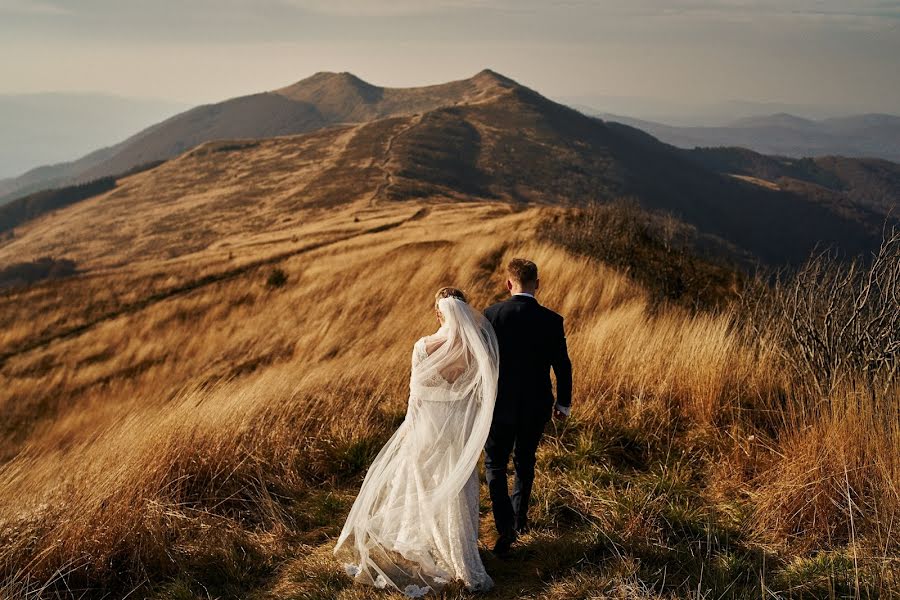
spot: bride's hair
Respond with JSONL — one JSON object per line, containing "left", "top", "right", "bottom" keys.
{"left": 434, "top": 286, "right": 467, "bottom": 309}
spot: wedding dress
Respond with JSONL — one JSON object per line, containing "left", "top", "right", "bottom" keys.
{"left": 334, "top": 296, "right": 500, "bottom": 596}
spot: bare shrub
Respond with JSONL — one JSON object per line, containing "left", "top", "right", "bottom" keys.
{"left": 0, "top": 257, "right": 77, "bottom": 291}
{"left": 265, "top": 268, "right": 288, "bottom": 289}
{"left": 745, "top": 227, "right": 900, "bottom": 400}
{"left": 739, "top": 227, "right": 900, "bottom": 555}
{"left": 539, "top": 199, "right": 743, "bottom": 311}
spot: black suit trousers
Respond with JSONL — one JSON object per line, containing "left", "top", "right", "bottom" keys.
{"left": 484, "top": 417, "right": 547, "bottom": 536}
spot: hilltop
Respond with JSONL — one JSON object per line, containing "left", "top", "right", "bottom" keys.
{"left": 0, "top": 70, "right": 515, "bottom": 202}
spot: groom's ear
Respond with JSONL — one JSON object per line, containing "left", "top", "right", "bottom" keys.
{"left": 535, "top": 278, "right": 540, "bottom": 290}
{"left": 506, "top": 279, "right": 513, "bottom": 291}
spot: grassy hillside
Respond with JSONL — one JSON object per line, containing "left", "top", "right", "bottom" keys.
{"left": 1, "top": 70, "right": 891, "bottom": 268}
{"left": 0, "top": 69, "right": 897, "bottom": 597}
{"left": 0, "top": 195, "right": 897, "bottom": 598}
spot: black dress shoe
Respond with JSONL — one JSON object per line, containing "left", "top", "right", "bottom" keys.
{"left": 492, "top": 531, "right": 517, "bottom": 556}
{"left": 515, "top": 521, "right": 531, "bottom": 535}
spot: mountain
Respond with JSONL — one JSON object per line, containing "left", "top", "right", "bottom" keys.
{"left": 728, "top": 113, "right": 819, "bottom": 130}
{"left": 0, "top": 71, "right": 514, "bottom": 205}
{"left": 0, "top": 93, "right": 187, "bottom": 181}
{"left": 0, "top": 70, "right": 893, "bottom": 272}
{"left": 683, "top": 147, "right": 900, "bottom": 224}
{"left": 587, "top": 111, "right": 900, "bottom": 163}
{"left": 558, "top": 96, "right": 861, "bottom": 126}
{"left": 3, "top": 74, "right": 897, "bottom": 600}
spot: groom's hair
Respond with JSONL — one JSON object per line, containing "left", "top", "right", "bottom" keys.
{"left": 507, "top": 258, "right": 538, "bottom": 284}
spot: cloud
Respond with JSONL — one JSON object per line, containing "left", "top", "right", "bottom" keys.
{"left": 5, "top": 1, "right": 898, "bottom": 27}
{"left": 273, "top": 0, "right": 532, "bottom": 17}
{"left": 273, "top": 0, "right": 900, "bottom": 32}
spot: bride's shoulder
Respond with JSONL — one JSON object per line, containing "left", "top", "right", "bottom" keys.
{"left": 413, "top": 333, "right": 447, "bottom": 358}
{"left": 412, "top": 336, "right": 428, "bottom": 354}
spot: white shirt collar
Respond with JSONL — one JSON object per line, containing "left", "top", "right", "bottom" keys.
{"left": 513, "top": 292, "right": 535, "bottom": 299}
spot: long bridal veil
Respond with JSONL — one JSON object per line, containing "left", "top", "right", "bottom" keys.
{"left": 334, "top": 296, "right": 500, "bottom": 595}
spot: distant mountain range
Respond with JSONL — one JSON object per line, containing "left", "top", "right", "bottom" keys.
{"left": 560, "top": 96, "right": 881, "bottom": 126}
{"left": 0, "top": 93, "right": 188, "bottom": 180}
{"left": 1, "top": 69, "right": 896, "bottom": 270}
{"left": 583, "top": 111, "right": 900, "bottom": 163}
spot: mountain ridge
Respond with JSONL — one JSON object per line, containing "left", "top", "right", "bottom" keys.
{"left": 587, "top": 110, "right": 900, "bottom": 162}
{"left": 0, "top": 70, "right": 522, "bottom": 203}
{"left": 0, "top": 69, "right": 892, "bottom": 271}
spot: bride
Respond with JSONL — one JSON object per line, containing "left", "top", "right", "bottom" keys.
{"left": 334, "top": 287, "right": 500, "bottom": 596}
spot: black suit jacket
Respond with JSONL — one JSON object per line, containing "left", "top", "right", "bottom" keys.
{"left": 483, "top": 295, "right": 572, "bottom": 425}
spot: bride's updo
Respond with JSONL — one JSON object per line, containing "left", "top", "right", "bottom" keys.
{"left": 435, "top": 286, "right": 467, "bottom": 309}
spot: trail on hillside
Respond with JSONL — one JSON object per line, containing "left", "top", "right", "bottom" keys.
{"left": 369, "top": 114, "right": 425, "bottom": 204}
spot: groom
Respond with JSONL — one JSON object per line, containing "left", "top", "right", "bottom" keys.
{"left": 483, "top": 258, "right": 572, "bottom": 556}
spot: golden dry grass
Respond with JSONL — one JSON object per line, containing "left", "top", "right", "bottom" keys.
{"left": 0, "top": 182, "right": 897, "bottom": 598}
{"left": 728, "top": 174, "right": 781, "bottom": 191}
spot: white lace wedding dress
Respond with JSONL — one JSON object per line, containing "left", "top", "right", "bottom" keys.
{"left": 334, "top": 296, "right": 499, "bottom": 596}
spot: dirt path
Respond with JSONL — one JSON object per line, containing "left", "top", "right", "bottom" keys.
{"left": 368, "top": 114, "right": 425, "bottom": 205}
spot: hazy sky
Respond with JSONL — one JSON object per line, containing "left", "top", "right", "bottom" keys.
{"left": 1, "top": 0, "right": 899, "bottom": 115}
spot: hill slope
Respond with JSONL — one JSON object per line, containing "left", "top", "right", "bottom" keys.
{"left": 684, "top": 147, "right": 900, "bottom": 221}
{"left": 0, "top": 71, "right": 890, "bottom": 269}
{"left": 1, "top": 200, "right": 896, "bottom": 599}
{"left": 0, "top": 70, "right": 514, "bottom": 204}
{"left": 1, "top": 74, "right": 898, "bottom": 600}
